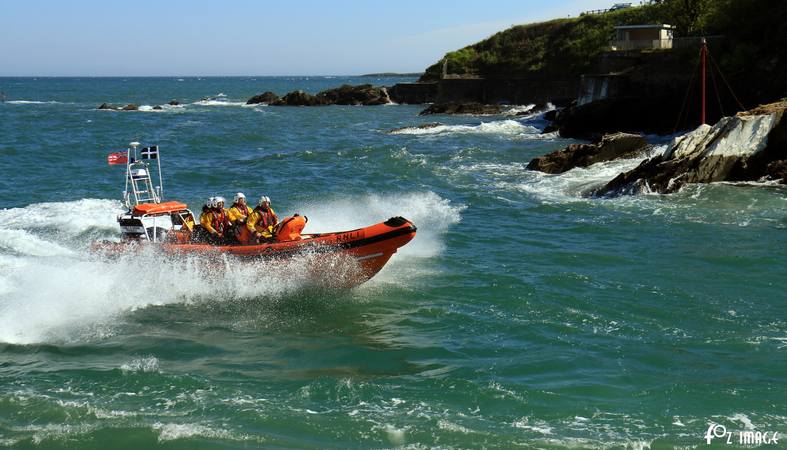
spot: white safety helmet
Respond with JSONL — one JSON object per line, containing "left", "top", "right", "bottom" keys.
{"left": 215, "top": 196, "right": 226, "bottom": 205}
{"left": 259, "top": 195, "right": 271, "bottom": 205}
{"left": 234, "top": 192, "right": 246, "bottom": 202}
{"left": 206, "top": 196, "right": 216, "bottom": 208}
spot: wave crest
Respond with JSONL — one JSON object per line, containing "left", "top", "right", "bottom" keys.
{"left": 390, "top": 119, "right": 540, "bottom": 136}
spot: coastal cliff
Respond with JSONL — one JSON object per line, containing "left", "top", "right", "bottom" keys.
{"left": 401, "top": 0, "right": 787, "bottom": 132}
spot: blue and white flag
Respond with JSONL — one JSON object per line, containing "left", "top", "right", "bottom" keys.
{"left": 141, "top": 145, "right": 159, "bottom": 159}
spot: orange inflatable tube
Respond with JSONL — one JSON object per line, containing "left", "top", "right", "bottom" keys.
{"left": 276, "top": 215, "right": 307, "bottom": 242}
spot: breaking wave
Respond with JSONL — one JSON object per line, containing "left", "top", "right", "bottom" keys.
{"left": 389, "top": 119, "right": 540, "bottom": 136}
{"left": 507, "top": 153, "right": 658, "bottom": 202}
{"left": 4, "top": 100, "right": 63, "bottom": 105}
{"left": 137, "top": 104, "right": 185, "bottom": 112}
{"left": 0, "top": 192, "right": 461, "bottom": 344}
{"left": 191, "top": 99, "right": 248, "bottom": 107}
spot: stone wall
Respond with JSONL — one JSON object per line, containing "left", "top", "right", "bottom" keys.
{"left": 388, "top": 82, "right": 438, "bottom": 104}
{"left": 389, "top": 77, "right": 576, "bottom": 106}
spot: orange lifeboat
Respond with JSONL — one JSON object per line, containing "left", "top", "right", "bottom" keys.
{"left": 168, "top": 215, "right": 416, "bottom": 284}
{"left": 95, "top": 213, "right": 417, "bottom": 287}
{"left": 95, "top": 142, "right": 417, "bottom": 287}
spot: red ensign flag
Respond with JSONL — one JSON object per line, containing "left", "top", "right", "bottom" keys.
{"left": 107, "top": 151, "right": 128, "bottom": 165}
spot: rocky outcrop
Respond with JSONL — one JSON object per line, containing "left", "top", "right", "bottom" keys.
{"left": 168, "top": 100, "right": 180, "bottom": 106}
{"left": 594, "top": 102, "right": 787, "bottom": 195}
{"left": 765, "top": 160, "right": 787, "bottom": 183}
{"left": 97, "top": 103, "right": 139, "bottom": 111}
{"left": 528, "top": 132, "right": 649, "bottom": 174}
{"left": 246, "top": 91, "right": 279, "bottom": 105}
{"left": 553, "top": 97, "right": 686, "bottom": 140}
{"left": 317, "top": 84, "right": 390, "bottom": 105}
{"left": 419, "top": 102, "right": 502, "bottom": 116}
{"left": 270, "top": 90, "right": 328, "bottom": 106}
{"left": 268, "top": 85, "right": 390, "bottom": 106}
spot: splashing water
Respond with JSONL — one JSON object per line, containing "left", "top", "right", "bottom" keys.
{"left": 0, "top": 192, "right": 462, "bottom": 344}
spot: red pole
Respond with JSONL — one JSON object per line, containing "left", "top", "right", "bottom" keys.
{"left": 700, "top": 38, "right": 707, "bottom": 125}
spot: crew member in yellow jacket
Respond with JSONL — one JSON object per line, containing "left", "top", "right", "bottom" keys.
{"left": 228, "top": 192, "right": 253, "bottom": 223}
{"left": 198, "top": 196, "right": 230, "bottom": 244}
{"left": 228, "top": 192, "right": 253, "bottom": 244}
{"left": 247, "top": 195, "right": 279, "bottom": 243}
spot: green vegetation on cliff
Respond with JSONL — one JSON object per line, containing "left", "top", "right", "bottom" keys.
{"left": 421, "top": 0, "right": 787, "bottom": 89}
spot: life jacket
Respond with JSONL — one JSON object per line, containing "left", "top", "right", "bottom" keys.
{"left": 212, "top": 209, "right": 229, "bottom": 234}
{"left": 276, "top": 215, "right": 306, "bottom": 242}
{"left": 254, "top": 206, "right": 278, "bottom": 229}
{"left": 199, "top": 211, "right": 214, "bottom": 232}
{"left": 230, "top": 203, "right": 251, "bottom": 222}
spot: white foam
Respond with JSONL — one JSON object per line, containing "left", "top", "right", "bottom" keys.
{"left": 191, "top": 99, "right": 246, "bottom": 107}
{"left": 0, "top": 248, "right": 364, "bottom": 344}
{"left": 390, "top": 119, "right": 539, "bottom": 136}
{"left": 503, "top": 103, "right": 536, "bottom": 116}
{"left": 382, "top": 424, "right": 407, "bottom": 445}
{"left": 152, "top": 422, "right": 258, "bottom": 442}
{"left": 512, "top": 417, "right": 553, "bottom": 434}
{"left": 137, "top": 104, "right": 184, "bottom": 112}
{"left": 0, "top": 229, "right": 74, "bottom": 257}
{"left": 120, "top": 356, "right": 160, "bottom": 373}
{"left": 729, "top": 413, "right": 755, "bottom": 430}
{"left": 0, "top": 198, "right": 122, "bottom": 235}
{"left": 437, "top": 419, "right": 474, "bottom": 434}
{"left": 504, "top": 146, "right": 666, "bottom": 203}
{"left": 298, "top": 191, "right": 463, "bottom": 259}
{"left": 5, "top": 100, "right": 61, "bottom": 105}
{"left": 0, "top": 193, "right": 461, "bottom": 344}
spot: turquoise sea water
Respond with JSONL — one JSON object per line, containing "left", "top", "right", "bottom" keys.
{"left": 0, "top": 77, "right": 785, "bottom": 449}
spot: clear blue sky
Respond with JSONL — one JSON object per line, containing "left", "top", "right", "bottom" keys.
{"left": 0, "top": 0, "right": 616, "bottom": 76}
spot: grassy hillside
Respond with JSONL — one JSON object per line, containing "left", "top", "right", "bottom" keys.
{"left": 420, "top": 0, "right": 787, "bottom": 93}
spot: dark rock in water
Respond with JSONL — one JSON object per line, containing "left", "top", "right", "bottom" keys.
{"left": 554, "top": 97, "right": 683, "bottom": 140}
{"left": 765, "top": 160, "right": 787, "bottom": 183}
{"left": 543, "top": 109, "right": 558, "bottom": 122}
{"left": 594, "top": 101, "right": 787, "bottom": 196}
{"left": 153, "top": 105, "right": 163, "bottom": 110}
{"left": 317, "top": 84, "right": 390, "bottom": 106}
{"left": 419, "top": 102, "right": 502, "bottom": 116}
{"left": 98, "top": 102, "right": 139, "bottom": 111}
{"left": 270, "top": 90, "right": 328, "bottom": 106}
{"left": 388, "top": 122, "right": 443, "bottom": 133}
{"left": 527, "top": 132, "right": 649, "bottom": 174}
{"left": 168, "top": 100, "right": 180, "bottom": 106}
{"left": 270, "top": 85, "right": 391, "bottom": 106}
{"left": 246, "top": 91, "right": 279, "bottom": 105}
{"left": 542, "top": 124, "right": 559, "bottom": 134}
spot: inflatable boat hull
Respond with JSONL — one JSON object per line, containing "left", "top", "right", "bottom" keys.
{"left": 95, "top": 217, "right": 417, "bottom": 287}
